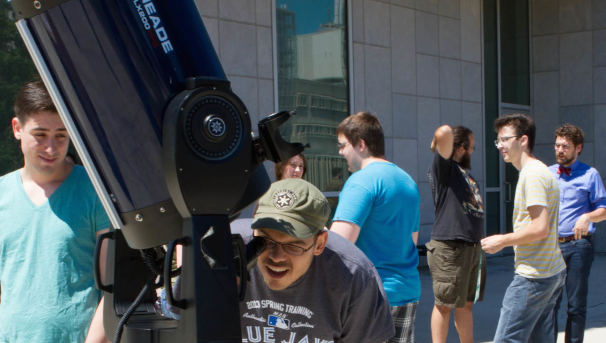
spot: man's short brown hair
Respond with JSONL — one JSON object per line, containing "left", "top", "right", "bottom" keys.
{"left": 14, "top": 81, "right": 57, "bottom": 124}
{"left": 494, "top": 113, "right": 536, "bottom": 154}
{"left": 336, "top": 111, "right": 385, "bottom": 157}
{"left": 555, "top": 124, "right": 584, "bottom": 154}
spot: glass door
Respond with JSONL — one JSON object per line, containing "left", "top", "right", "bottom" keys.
{"left": 483, "top": 0, "right": 530, "bottom": 255}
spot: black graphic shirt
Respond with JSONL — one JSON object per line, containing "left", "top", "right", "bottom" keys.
{"left": 428, "top": 152, "right": 485, "bottom": 243}
{"left": 162, "top": 223, "right": 394, "bottom": 342}
{"left": 239, "top": 230, "right": 394, "bottom": 343}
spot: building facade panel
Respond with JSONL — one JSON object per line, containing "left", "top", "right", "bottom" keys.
{"left": 439, "top": 16, "right": 462, "bottom": 59}
{"left": 364, "top": 0, "right": 391, "bottom": 47}
{"left": 416, "top": 11, "right": 440, "bottom": 55}
{"left": 391, "top": 5, "right": 417, "bottom": 95}
{"left": 392, "top": 0, "right": 416, "bottom": 8}
{"left": 531, "top": 0, "right": 559, "bottom": 35}
{"left": 439, "top": 0, "right": 461, "bottom": 19}
{"left": 416, "top": 0, "right": 439, "bottom": 13}
{"left": 219, "top": 21, "right": 259, "bottom": 77}
{"left": 461, "top": 61, "right": 482, "bottom": 102}
{"left": 219, "top": 0, "right": 257, "bottom": 23}
{"left": 417, "top": 54, "right": 441, "bottom": 97}
{"left": 417, "top": 96, "right": 440, "bottom": 183}
{"left": 440, "top": 99, "right": 463, "bottom": 125}
{"left": 197, "top": 0, "right": 604, "bottom": 251}
{"left": 256, "top": 0, "right": 273, "bottom": 26}
{"left": 559, "top": 31, "right": 594, "bottom": 106}
{"left": 532, "top": 35, "right": 559, "bottom": 72}
{"left": 533, "top": 72, "right": 560, "bottom": 144}
{"left": 393, "top": 94, "right": 419, "bottom": 139}
{"left": 195, "top": 0, "right": 218, "bottom": 17}
{"left": 460, "top": 0, "right": 482, "bottom": 63}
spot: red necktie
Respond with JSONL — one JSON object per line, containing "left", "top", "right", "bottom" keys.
{"left": 558, "top": 166, "right": 571, "bottom": 177}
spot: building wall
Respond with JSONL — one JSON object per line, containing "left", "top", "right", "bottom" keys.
{"left": 195, "top": 0, "right": 275, "bottom": 136}
{"left": 195, "top": 0, "right": 485, "bottom": 246}
{"left": 350, "top": 0, "right": 484, "bottom": 246}
{"left": 530, "top": 0, "right": 606, "bottom": 251}
{"left": 195, "top": 0, "right": 279, "bottom": 217}
{"left": 196, "top": 1, "right": 606, "bottom": 252}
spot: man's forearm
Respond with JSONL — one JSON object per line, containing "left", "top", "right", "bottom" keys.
{"left": 500, "top": 221, "right": 549, "bottom": 247}
{"left": 482, "top": 205, "right": 549, "bottom": 254}
{"left": 502, "top": 205, "right": 550, "bottom": 247}
{"left": 432, "top": 125, "right": 453, "bottom": 158}
{"left": 585, "top": 207, "right": 606, "bottom": 223}
{"left": 85, "top": 298, "right": 109, "bottom": 343}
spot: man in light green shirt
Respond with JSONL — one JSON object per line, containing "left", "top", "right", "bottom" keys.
{"left": 0, "top": 81, "right": 109, "bottom": 343}
{"left": 482, "top": 113, "right": 565, "bottom": 343}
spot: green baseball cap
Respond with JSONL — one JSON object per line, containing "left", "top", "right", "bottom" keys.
{"left": 251, "top": 179, "right": 330, "bottom": 239}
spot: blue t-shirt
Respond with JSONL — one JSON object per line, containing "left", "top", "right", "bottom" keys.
{"left": 0, "top": 166, "right": 110, "bottom": 343}
{"left": 333, "top": 162, "right": 421, "bottom": 306}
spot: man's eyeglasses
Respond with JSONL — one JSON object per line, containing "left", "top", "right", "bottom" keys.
{"left": 464, "top": 146, "right": 476, "bottom": 151}
{"left": 259, "top": 236, "right": 318, "bottom": 256}
{"left": 494, "top": 136, "right": 520, "bottom": 147}
{"left": 337, "top": 141, "right": 349, "bottom": 150}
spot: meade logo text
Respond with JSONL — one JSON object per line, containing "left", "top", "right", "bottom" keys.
{"left": 132, "top": 0, "right": 174, "bottom": 53}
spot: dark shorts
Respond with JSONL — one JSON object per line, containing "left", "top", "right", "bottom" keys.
{"left": 426, "top": 239, "right": 487, "bottom": 308}
{"left": 388, "top": 301, "right": 418, "bottom": 343}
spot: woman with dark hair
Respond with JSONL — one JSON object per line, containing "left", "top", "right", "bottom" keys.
{"left": 252, "top": 153, "right": 307, "bottom": 216}
{"left": 274, "top": 153, "right": 307, "bottom": 181}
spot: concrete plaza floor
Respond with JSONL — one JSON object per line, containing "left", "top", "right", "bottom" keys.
{"left": 414, "top": 253, "right": 606, "bottom": 343}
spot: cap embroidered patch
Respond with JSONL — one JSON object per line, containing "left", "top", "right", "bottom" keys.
{"left": 273, "top": 189, "right": 298, "bottom": 210}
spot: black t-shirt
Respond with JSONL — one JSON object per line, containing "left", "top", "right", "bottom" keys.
{"left": 427, "top": 152, "right": 484, "bottom": 242}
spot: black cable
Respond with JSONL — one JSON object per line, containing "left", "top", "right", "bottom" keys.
{"left": 141, "top": 247, "right": 182, "bottom": 280}
{"left": 112, "top": 247, "right": 182, "bottom": 343}
{"left": 112, "top": 273, "right": 156, "bottom": 343}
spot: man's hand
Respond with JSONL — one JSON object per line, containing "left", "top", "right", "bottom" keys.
{"left": 573, "top": 214, "right": 590, "bottom": 240}
{"left": 432, "top": 125, "right": 453, "bottom": 159}
{"left": 481, "top": 235, "right": 505, "bottom": 254}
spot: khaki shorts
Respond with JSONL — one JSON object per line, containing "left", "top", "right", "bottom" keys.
{"left": 426, "top": 239, "right": 486, "bottom": 308}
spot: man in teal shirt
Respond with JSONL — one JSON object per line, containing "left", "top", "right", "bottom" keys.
{"left": 0, "top": 81, "right": 109, "bottom": 342}
{"left": 331, "top": 111, "right": 421, "bottom": 343}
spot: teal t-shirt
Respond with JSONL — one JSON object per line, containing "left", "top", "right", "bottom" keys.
{"left": 333, "top": 162, "right": 421, "bottom": 306}
{"left": 0, "top": 166, "right": 110, "bottom": 343}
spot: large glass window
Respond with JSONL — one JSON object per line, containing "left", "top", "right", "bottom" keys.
{"left": 275, "top": 0, "right": 350, "bottom": 195}
{"left": 500, "top": 0, "right": 529, "bottom": 105}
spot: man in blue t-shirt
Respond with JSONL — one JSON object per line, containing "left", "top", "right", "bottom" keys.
{"left": 0, "top": 81, "right": 110, "bottom": 343}
{"left": 331, "top": 111, "right": 421, "bottom": 343}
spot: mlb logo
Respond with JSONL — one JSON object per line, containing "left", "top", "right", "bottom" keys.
{"left": 268, "top": 315, "right": 290, "bottom": 330}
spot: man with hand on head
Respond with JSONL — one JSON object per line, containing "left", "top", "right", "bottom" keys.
{"left": 550, "top": 124, "right": 606, "bottom": 343}
{"left": 162, "top": 178, "right": 394, "bottom": 343}
{"left": 426, "top": 125, "right": 486, "bottom": 343}
{"left": 0, "top": 81, "right": 110, "bottom": 343}
{"left": 482, "top": 113, "right": 565, "bottom": 343}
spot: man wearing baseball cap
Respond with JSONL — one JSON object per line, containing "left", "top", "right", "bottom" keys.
{"left": 162, "top": 179, "right": 394, "bottom": 342}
